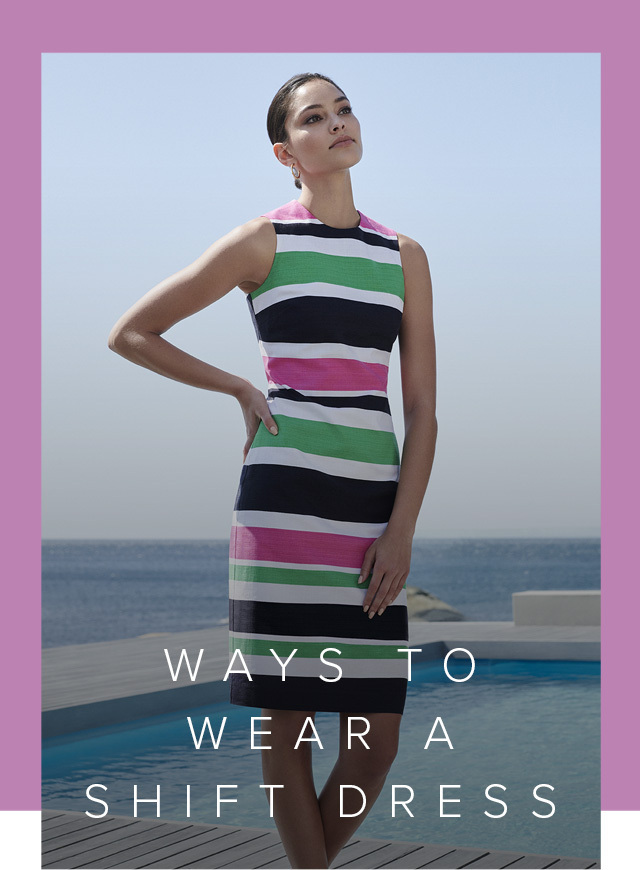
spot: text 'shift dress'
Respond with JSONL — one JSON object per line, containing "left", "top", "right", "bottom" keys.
{"left": 228, "top": 200, "right": 408, "bottom": 713}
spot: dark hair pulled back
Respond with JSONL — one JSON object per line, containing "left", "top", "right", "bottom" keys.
{"left": 267, "top": 73, "right": 346, "bottom": 190}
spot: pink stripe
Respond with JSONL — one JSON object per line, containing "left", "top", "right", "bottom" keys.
{"left": 266, "top": 356, "right": 388, "bottom": 392}
{"left": 358, "top": 213, "right": 395, "bottom": 236}
{"left": 263, "top": 200, "right": 314, "bottom": 221}
{"left": 232, "top": 525, "right": 375, "bottom": 569}
{"left": 262, "top": 200, "right": 395, "bottom": 237}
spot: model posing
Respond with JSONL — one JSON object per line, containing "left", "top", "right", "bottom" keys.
{"left": 109, "top": 73, "right": 437, "bottom": 869}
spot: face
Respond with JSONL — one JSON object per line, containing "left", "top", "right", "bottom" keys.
{"left": 276, "top": 79, "right": 363, "bottom": 181}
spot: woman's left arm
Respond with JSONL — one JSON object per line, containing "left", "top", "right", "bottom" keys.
{"left": 359, "top": 233, "right": 438, "bottom": 617}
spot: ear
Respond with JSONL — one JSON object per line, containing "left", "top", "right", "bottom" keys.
{"left": 273, "top": 142, "right": 296, "bottom": 169}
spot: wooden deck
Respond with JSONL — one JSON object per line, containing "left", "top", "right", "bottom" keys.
{"left": 42, "top": 810, "right": 600, "bottom": 869}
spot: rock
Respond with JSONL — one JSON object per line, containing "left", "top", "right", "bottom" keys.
{"left": 406, "top": 585, "right": 464, "bottom": 621}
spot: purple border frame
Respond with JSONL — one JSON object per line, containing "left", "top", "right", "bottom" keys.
{"left": 0, "top": 0, "right": 635, "bottom": 816}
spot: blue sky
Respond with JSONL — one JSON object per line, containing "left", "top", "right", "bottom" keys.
{"left": 42, "top": 53, "right": 600, "bottom": 538}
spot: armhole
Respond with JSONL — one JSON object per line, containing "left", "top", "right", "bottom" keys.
{"left": 247, "top": 218, "right": 278, "bottom": 300}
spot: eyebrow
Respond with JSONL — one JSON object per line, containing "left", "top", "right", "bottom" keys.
{"left": 296, "top": 95, "right": 349, "bottom": 119}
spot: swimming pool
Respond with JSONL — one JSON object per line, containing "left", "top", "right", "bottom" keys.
{"left": 42, "top": 659, "right": 600, "bottom": 861}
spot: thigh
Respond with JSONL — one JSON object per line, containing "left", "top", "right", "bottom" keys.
{"left": 339, "top": 711, "right": 402, "bottom": 761}
{"left": 260, "top": 708, "right": 318, "bottom": 748}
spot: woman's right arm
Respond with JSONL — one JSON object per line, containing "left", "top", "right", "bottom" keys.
{"left": 108, "top": 216, "right": 280, "bottom": 458}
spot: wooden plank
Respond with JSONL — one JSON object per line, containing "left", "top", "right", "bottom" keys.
{"left": 548, "top": 860, "right": 598, "bottom": 869}
{"left": 193, "top": 831, "right": 283, "bottom": 869}
{"left": 42, "top": 817, "right": 131, "bottom": 855}
{"left": 418, "top": 848, "right": 492, "bottom": 868}
{"left": 42, "top": 820, "right": 177, "bottom": 868}
{"left": 106, "top": 828, "right": 247, "bottom": 869}
{"left": 149, "top": 829, "right": 277, "bottom": 869}
{"left": 378, "top": 844, "right": 457, "bottom": 868}
{"left": 77, "top": 828, "right": 197, "bottom": 869}
{"left": 463, "top": 851, "right": 527, "bottom": 868}
{"left": 38, "top": 812, "right": 599, "bottom": 870}
{"left": 228, "top": 840, "right": 289, "bottom": 868}
{"left": 332, "top": 840, "right": 390, "bottom": 867}
{"left": 43, "top": 816, "right": 138, "bottom": 852}
{"left": 507, "top": 855, "right": 578, "bottom": 868}
{"left": 42, "top": 813, "right": 98, "bottom": 833}
{"left": 338, "top": 841, "right": 437, "bottom": 868}
{"left": 42, "top": 810, "right": 67, "bottom": 822}
{"left": 80, "top": 825, "right": 222, "bottom": 869}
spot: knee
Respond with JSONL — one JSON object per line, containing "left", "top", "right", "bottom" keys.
{"left": 374, "top": 737, "right": 400, "bottom": 774}
{"left": 342, "top": 737, "right": 399, "bottom": 781}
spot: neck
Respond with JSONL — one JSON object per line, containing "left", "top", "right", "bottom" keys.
{"left": 297, "top": 171, "right": 359, "bottom": 229}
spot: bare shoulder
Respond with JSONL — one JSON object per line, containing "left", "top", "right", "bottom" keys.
{"left": 396, "top": 232, "right": 432, "bottom": 298}
{"left": 397, "top": 232, "right": 429, "bottom": 265}
{"left": 216, "top": 215, "right": 274, "bottom": 292}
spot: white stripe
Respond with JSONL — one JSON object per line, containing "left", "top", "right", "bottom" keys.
{"left": 251, "top": 281, "right": 404, "bottom": 315}
{"left": 259, "top": 340, "right": 391, "bottom": 366}
{"left": 276, "top": 232, "right": 401, "bottom": 266}
{"left": 229, "top": 653, "right": 409, "bottom": 679}
{"left": 359, "top": 223, "right": 398, "bottom": 242}
{"left": 230, "top": 630, "right": 407, "bottom": 647}
{"left": 232, "top": 510, "right": 388, "bottom": 537}
{"left": 230, "top": 557, "right": 356, "bottom": 573}
{"left": 243, "top": 445, "right": 400, "bottom": 481}
{"left": 265, "top": 396, "right": 395, "bottom": 432}
{"left": 230, "top": 579, "right": 408, "bottom": 607}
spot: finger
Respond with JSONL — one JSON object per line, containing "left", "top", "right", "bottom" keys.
{"left": 358, "top": 545, "right": 376, "bottom": 585}
{"left": 363, "top": 565, "right": 386, "bottom": 612}
{"left": 263, "top": 412, "right": 278, "bottom": 435}
{"left": 367, "top": 573, "right": 394, "bottom": 617}
{"left": 375, "top": 575, "right": 405, "bottom": 616}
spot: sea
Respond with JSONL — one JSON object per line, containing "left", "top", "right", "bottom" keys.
{"left": 42, "top": 538, "right": 600, "bottom": 649}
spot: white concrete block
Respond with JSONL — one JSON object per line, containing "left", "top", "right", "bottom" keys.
{"left": 513, "top": 590, "right": 601, "bottom": 626}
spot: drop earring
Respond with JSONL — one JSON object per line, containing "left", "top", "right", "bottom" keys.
{"left": 291, "top": 165, "right": 300, "bottom": 179}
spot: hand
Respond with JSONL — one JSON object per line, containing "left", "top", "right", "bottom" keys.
{"left": 358, "top": 528, "right": 412, "bottom": 618}
{"left": 235, "top": 381, "right": 279, "bottom": 463}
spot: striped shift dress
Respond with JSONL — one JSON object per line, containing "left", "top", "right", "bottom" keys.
{"left": 228, "top": 199, "right": 409, "bottom": 714}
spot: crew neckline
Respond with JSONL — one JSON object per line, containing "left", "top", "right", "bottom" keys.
{"left": 297, "top": 201, "right": 362, "bottom": 230}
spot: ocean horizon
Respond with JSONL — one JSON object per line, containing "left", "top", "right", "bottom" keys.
{"left": 42, "top": 537, "right": 601, "bottom": 649}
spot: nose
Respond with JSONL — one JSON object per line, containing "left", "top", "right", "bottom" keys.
{"left": 330, "top": 114, "right": 345, "bottom": 131}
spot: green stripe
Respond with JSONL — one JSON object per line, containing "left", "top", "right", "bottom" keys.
{"left": 250, "top": 415, "right": 400, "bottom": 465}
{"left": 230, "top": 636, "right": 406, "bottom": 659}
{"left": 230, "top": 564, "right": 363, "bottom": 587}
{"left": 251, "top": 251, "right": 404, "bottom": 300}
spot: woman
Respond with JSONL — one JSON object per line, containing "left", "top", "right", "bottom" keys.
{"left": 109, "top": 72, "right": 437, "bottom": 870}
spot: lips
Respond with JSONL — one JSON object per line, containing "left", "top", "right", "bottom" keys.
{"left": 330, "top": 136, "right": 354, "bottom": 148}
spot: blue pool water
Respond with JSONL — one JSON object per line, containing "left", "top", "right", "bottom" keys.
{"left": 42, "top": 659, "right": 600, "bottom": 861}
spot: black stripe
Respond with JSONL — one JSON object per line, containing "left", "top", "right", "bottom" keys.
{"left": 229, "top": 673, "right": 408, "bottom": 714}
{"left": 267, "top": 389, "right": 391, "bottom": 414}
{"left": 234, "top": 464, "right": 398, "bottom": 523}
{"left": 274, "top": 220, "right": 399, "bottom": 252}
{"left": 230, "top": 600, "right": 408, "bottom": 641}
{"left": 253, "top": 296, "right": 402, "bottom": 353}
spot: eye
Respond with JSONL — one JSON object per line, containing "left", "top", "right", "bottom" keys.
{"left": 304, "top": 114, "right": 321, "bottom": 124}
{"left": 340, "top": 105, "right": 352, "bottom": 114}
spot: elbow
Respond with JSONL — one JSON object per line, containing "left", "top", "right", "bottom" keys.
{"left": 108, "top": 320, "right": 139, "bottom": 355}
{"left": 107, "top": 324, "right": 125, "bottom": 354}
{"left": 405, "top": 402, "right": 437, "bottom": 425}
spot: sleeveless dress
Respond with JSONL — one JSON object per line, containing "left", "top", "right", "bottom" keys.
{"left": 228, "top": 199, "right": 409, "bottom": 714}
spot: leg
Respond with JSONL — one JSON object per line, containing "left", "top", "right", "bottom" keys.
{"left": 260, "top": 708, "right": 329, "bottom": 869}
{"left": 318, "top": 711, "right": 402, "bottom": 867}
